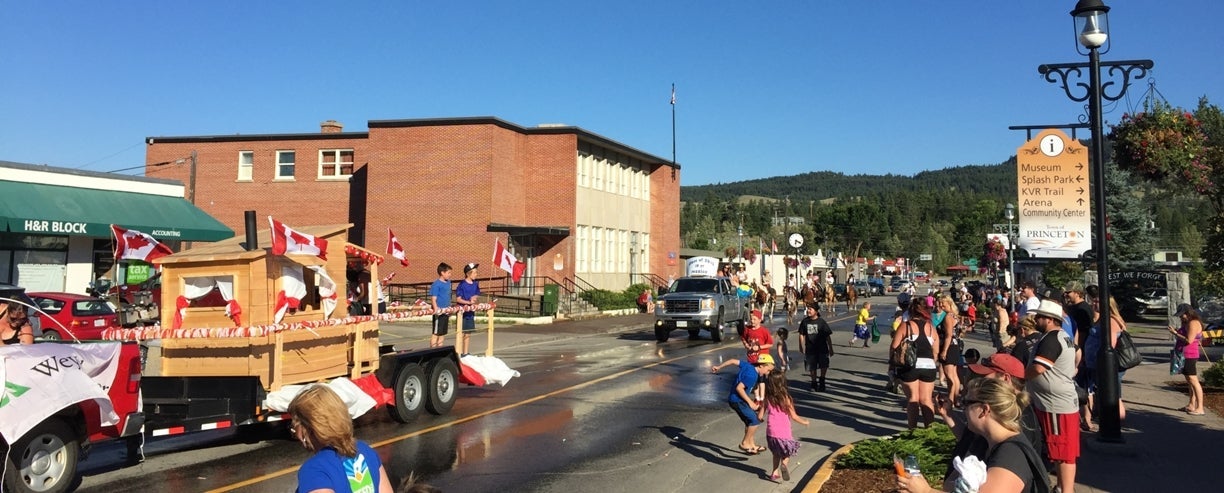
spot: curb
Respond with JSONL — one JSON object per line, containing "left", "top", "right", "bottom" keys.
{"left": 801, "top": 442, "right": 855, "bottom": 493}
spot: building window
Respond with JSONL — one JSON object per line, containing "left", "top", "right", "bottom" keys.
{"left": 640, "top": 233, "right": 649, "bottom": 273}
{"left": 591, "top": 227, "right": 602, "bottom": 273}
{"left": 275, "top": 150, "right": 296, "bottom": 179}
{"left": 237, "top": 151, "right": 254, "bottom": 181}
{"left": 319, "top": 149, "right": 354, "bottom": 179}
{"left": 577, "top": 150, "right": 589, "bottom": 188}
{"left": 577, "top": 226, "right": 587, "bottom": 272}
{"left": 620, "top": 166, "right": 629, "bottom": 196}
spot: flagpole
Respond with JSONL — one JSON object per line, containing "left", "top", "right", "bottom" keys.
{"left": 670, "top": 83, "right": 676, "bottom": 168}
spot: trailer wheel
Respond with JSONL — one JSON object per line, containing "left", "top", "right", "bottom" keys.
{"left": 4, "top": 417, "right": 78, "bottom": 493}
{"left": 425, "top": 357, "right": 459, "bottom": 415}
{"left": 388, "top": 363, "right": 426, "bottom": 423}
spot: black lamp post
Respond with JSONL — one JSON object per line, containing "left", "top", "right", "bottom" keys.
{"left": 1005, "top": 203, "right": 1016, "bottom": 293}
{"left": 1038, "top": 0, "right": 1152, "bottom": 443}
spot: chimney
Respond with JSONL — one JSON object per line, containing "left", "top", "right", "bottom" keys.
{"left": 243, "top": 210, "right": 259, "bottom": 251}
{"left": 320, "top": 120, "right": 343, "bottom": 133}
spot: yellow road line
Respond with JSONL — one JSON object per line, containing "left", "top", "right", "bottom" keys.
{"left": 208, "top": 344, "right": 728, "bottom": 492}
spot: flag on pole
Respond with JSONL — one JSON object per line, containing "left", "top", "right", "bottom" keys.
{"left": 493, "top": 238, "right": 526, "bottom": 282}
{"left": 110, "top": 225, "right": 173, "bottom": 262}
{"left": 771, "top": 239, "right": 778, "bottom": 254}
{"left": 386, "top": 229, "right": 409, "bottom": 267}
{"left": 268, "top": 216, "right": 328, "bottom": 259}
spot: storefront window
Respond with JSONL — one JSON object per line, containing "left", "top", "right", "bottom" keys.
{"left": 0, "top": 233, "right": 69, "bottom": 289}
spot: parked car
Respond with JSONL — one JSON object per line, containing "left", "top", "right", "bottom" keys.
{"left": 1132, "top": 288, "right": 1168, "bottom": 315}
{"left": 0, "top": 283, "right": 44, "bottom": 338}
{"left": 28, "top": 291, "right": 118, "bottom": 340}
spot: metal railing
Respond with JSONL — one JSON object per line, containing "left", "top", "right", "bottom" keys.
{"left": 630, "top": 272, "right": 669, "bottom": 290}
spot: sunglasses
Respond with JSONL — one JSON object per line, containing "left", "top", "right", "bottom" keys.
{"left": 961, "top": 398, "right": 985, "bottom": 410}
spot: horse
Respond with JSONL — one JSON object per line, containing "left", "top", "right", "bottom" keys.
{"left": 756, "top": 284, "right": 775, "bottom": 320}
{"left": 784, "top": 286, "right": 800, "bottom": 326}
{"left": 822, "top": 283, "right": 837, "bottom": 314}
{"left": 845, "top": 284, "right": 858, "bottom": 312}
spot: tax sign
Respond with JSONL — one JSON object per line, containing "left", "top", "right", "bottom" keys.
{"left": 1016, "top": 129, "right": 1091, "bottom": 258}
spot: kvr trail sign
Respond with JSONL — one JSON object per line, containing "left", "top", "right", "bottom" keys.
{"left": 1016, "top": 129, "right": 1092, "bottom": 258}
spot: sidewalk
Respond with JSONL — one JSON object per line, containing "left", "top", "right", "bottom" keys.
{"left": 1071, "top": 329, "right": 1224, "bottom": 492}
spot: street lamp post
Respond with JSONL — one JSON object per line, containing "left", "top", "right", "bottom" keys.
{"left": 737, "top": 223, "right": 744, "bottom": 271}
{"left": 1038, "top": 0, "right": 1152, "bottom": 443}
{"left": 1005, "top": 203, "right": 1016, "bottom": 294}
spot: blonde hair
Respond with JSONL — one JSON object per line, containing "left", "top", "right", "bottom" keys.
{"left": 1018, "top": 314, "right": 1037, "bottom": 334}
{"left": 939, "top": 297, "right": 956, "bottom": 314}
{"left": 288, "top": 385, "right": 357, "bottom": 457}
{"left": 966, "top": 377, "right": 1029, "bottom": 433}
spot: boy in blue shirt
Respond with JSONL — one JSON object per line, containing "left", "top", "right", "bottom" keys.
{"left": 429, "top": 263, "right": 453, "bottom": 348}
{"left": 712, "top": 354, "right": 776, "bottom": 455}
{"left": 455, "top": 262, "right": 482, "bottom": 356}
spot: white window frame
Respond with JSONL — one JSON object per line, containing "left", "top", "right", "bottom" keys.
{"left": 275, "top": 150, "right": 296, "bottom": 180}
{"left": 237, "top": 151, "right": 254, "bottom": 181}
{"left": 318, "top": 149, "right": 354, "bottom": 179}
{"left": 640, "top": 233, "right": 650, "bottom": 273}
{"left": 577, "top": 226, "right": 587, "bottom": 272}
{"left": 591, "top": 227, "right": 602, "bottom": 273}
{"left": 619, "top": 166, "right": 628, "bottom": 196}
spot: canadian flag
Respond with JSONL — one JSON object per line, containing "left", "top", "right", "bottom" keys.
{"left": 386, "top": 229, "right": 409, "bottom": 267}
{"left": 269, "top": 216, "right": 328, "bottom": 259}
{"left": 111, "top": 225, "right": 173, "bottom": 262}
{"left": 493, "top": 239, "right": 526, "bottom": 282}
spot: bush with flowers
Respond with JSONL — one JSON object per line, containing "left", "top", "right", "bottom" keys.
{"left": 1109, "top": 100, "right": 1211, "bottom": 192}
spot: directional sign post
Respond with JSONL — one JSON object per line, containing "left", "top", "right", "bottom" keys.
{"left": 1016, "top": 129, "right": 1092, "bottom": 258}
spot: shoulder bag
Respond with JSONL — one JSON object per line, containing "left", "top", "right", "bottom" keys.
{"left": 1114, "top": 329, "right": 1143, "bottom": 370}
{"left": 892, "top": 321, "right": 918, "bottom": 370}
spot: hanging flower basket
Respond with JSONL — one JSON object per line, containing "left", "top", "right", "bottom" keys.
{"left": 784, "top": 257, "right": 799, "bottom": 269}
{"left": 1109, "top": 101, "right": 1211, "bottom": 192}
{"left": 743, "top": 247, "right": 757, "bottom": 264}
{"left": 725, "top": 246, "right": 739, "bottom": 259}
{"left": 983, "top": 238, "right": 1007, "bottom": 264}
{"left": 801, "top": 256, "right": 812, "bottom": 268}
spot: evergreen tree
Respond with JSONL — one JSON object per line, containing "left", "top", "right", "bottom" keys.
{"left": 1098, "top": 160, "right": 1156, "bottom": 270}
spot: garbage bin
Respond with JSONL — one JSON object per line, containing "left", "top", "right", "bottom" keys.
{"left": 542, "top": 285, "right": 559, "bottom": 316}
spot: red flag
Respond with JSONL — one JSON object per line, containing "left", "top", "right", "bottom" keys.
{"left": 111, "top": 225, "right": 173, "bottom": 262}
{"left": 386, "top": 229, "right": 409, "bottom": 267}
{"left": 493, "top": 239, "right": 526, "bottom": 282}
{"left": 268, "top": 216, "right": 328, "bottom": 259}
{"left": 771, "top": 239, "right": 778, "bottom": 254}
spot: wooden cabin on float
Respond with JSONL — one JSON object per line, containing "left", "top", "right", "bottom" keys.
{"left": 146, "top": 222, "right": 385, "bottom": 390}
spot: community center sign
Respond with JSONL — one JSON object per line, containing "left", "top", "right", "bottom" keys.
{"left": 1015, "top": 129, "right": 1092, "bottom": 258}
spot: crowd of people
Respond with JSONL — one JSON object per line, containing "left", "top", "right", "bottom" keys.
{"left": 706, "top": 272, "right": 1209, "bottom": 491}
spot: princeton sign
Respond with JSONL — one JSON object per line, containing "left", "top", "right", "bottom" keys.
{"left": 1016, "top": 129, "right": 1092, "bottom": 258}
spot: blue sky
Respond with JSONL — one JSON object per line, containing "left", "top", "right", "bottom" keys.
{"left": 2, "top": 1, "right": 1220, "bottom": 186}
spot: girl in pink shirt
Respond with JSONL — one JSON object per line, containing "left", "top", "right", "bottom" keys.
{"left": 759, "top": 370, "right": 810, "bottom": 481}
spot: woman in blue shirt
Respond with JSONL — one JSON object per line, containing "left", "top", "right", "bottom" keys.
{"left": 290, "top": 385, "right": 393, "bottom": 493}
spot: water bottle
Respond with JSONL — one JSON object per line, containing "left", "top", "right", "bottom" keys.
{"left": 904, "top": 454, "right": 922, "bottom": 478}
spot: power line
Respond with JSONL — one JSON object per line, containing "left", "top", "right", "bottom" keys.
{"left": 75, "top": 140, "right": 146, "bottom": 169}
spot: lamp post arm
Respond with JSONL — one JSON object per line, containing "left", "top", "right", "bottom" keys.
{"left": 1038, "top": 59, "right": 1153, "bottom": 103}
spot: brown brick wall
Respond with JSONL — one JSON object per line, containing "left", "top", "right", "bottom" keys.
{"left": 652, "top": 165, "right": 681, "bottom": 280}
{"left": 145, "top": 138, "right": 367, "bottom": 234}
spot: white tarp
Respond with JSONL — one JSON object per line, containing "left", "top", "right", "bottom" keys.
{"left": 263, "top": 377, "right": 377, "bottom": 419}
{"left": 460, "top": 355, "right": 521, "bottom": 386}
{"left": 0, "top": 342, "right": 122, "bottom": 442}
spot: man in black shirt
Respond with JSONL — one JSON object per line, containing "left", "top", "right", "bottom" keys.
{"left": 1063, "top": 282, "right": 1093, "bottom": 353}
{"left": 797, "top": 303, "right": 834, "bottom": 391}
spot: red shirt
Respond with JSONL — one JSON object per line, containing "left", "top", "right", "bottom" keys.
{"left": 742, "top": 325, "right": 774, "bottom": 363}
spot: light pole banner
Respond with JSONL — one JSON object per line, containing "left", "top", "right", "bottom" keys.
{"left": 1016, "top": 129, "right": 1092, "bottom": 258}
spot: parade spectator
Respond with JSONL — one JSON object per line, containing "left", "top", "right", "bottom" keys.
{"left": 377, "top": 272, "right": 394, "bottom": 314}
{"left": 849, "top": 302, "right": 876, "bottom": 348}
{"left": 774, "top": 327, "right": 791, "bottom": 372}
{"left": 290, "top": 385, "right": 393, "bottom": 493}
{"left": 1025, "top": 300, "right": 1080, "bottom": 493}
{"left": 797, "top": 304, "right": 834, "bottom": 392}
{"left": 1018, "top": 282, "right": 1040, "bottom": 317}
{"left": 892, "top": 300, "right": 938, "bottom": 429}
{"left": 1063, "top": 282, "right": 1093, "bottom": 355}
{"left": 1170, "top": 304, "right": 1206, "bottom": 416}
{"left": 741, "top": 310, "right": 773, "bottom": 364}
{"left": 1009, "top": 315, "right": 1041, "bottom": 365}
{"left": 711, "top": 354, "right": 776, "bottom": 456}
{"left": 636, "top": 288, "right": 652, "bottom": 313}
{"left": 902, "top": 378, "right": 1047, "bottom": 493}
{"left": 937, "top": 297, "right": 963, "bottom": 407}
{"left": 1077, "top": 294, "right": 1129, "bottom": 431}
{"left": 966, "top": 301, "right": 978, "bottom": 333}
{"left": 455, "top": 263, "right": 481, "bottom": 357}
{"left": 760, "top": 369, "right": 809, "bottom": 482}
{"left": 993, "top": 299, "right": 1010, "bottom": 352}
{"left": 429, "top": 263, "right": 453, "bottom": 348}
{"left": 0, "top": 302, "right": 34, "bottom": 345}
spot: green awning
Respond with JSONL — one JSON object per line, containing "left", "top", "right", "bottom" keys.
{"left": 0, "top": 181, "right": 234, "bottom": 242}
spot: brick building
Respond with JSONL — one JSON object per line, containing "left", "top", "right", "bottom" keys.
{"left": 145, "top": 117, "right": 681, "bottom": 291}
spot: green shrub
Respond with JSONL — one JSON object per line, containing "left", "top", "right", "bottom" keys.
{"left": 1202, "top": 359, "right": 1224, "bottom": 388}
{"left": 834, "top": 425, "right": 956, "bottom": 484}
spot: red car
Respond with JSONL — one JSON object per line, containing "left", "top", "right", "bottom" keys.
{"left": 28, "top": 292, "right": 119, "bottom": 340}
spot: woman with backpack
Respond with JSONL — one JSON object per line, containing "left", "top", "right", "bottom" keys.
{"left": 1076, "top": 294, "right": 1128, "bottom": 431}
{"left": 891, "top": 300, "right": 938, "bottom": 429}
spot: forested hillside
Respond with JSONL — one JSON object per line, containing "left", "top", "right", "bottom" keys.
{"left": 678, "top": 156, "right": 1207, "bottom": 275}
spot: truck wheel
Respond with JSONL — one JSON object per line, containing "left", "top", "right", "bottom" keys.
{"left": 4, "top": 417, "right": 78, "bottom": 493}
{"left": 388, "top": 363, "right": 426, "bottom": 423}
{"left": 424, "top": 357, "right": 458, "bottom": 415}
{"left": 654, "top": 326, "right": 670, "bottom": 343}
{"left": 710, "top": 315, "right": 724, "bottom": 343}
{"left": 735, "top": 319, "right": 746, "bottom": 339}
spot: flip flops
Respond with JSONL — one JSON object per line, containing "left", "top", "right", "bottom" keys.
{"left": 739, "top": 445, "right": 765, "bottom": 455}
{"left": 1187, "top": 410, "right": 1206, "bottom": 416}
